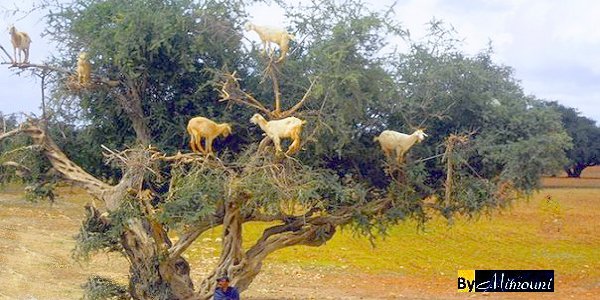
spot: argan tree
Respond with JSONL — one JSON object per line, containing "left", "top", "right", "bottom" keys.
{"left": 1, "top": 0, "right": 571, "bottom": 299}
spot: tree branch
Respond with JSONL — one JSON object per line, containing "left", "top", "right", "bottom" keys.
{"left": 1, "top": 161, "right": 32, "bottom": 177}
{"left": 0, "top": 120, "right": 115, "bottom": 206}
{"left": 279, "top": 77, "right": 317, "bottom": 118}
{"left": 264, "top": 62, "right": 282, "bottom": 114}
{"left": 0, "top": 45, "right": 13, "bottom": 62}
{"left": 217, "top": 71, "right": 272, "bottom": 116}
{"left": 3, "top": 62, "right": 119, "bottom": 87}
{"left": 168, "top": 215, "right": 223, "bottom": 260}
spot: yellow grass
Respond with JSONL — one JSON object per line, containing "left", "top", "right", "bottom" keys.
{"left": 186, "top": 187, "right": 600, "bottom": 285}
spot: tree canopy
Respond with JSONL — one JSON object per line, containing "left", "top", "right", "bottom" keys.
{"left": 0, "top": 0, "right": 574, "bottom": 298}
{"left": 545, "top": 101, "right": 600, "bottom": 177}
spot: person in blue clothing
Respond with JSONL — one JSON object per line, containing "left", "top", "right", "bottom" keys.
{"left": 213, "top": 275, "right": 240, "bottom": 300}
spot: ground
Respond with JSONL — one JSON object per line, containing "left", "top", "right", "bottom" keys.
{"left": 1, "top": 167, "right": 599, "bottom": 299}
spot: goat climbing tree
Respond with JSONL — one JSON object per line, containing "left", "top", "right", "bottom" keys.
{"left": 1, "top": 0, "right": 571, "bottom": 299}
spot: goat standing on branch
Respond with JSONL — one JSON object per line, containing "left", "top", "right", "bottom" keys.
{"left": 76, "top": 52, "right": 92, "bottom": 87}
{"left": 186, "top": 117, "right": 232, "bottom": 155}
{"left": 9, "top": 25, "right": 31, "bottom": 64}
{"left": 250, "top": 113, "right": 306, "bottom": 156}
{"left": 245, "top": 23, "right": 295, "bottom": 63}
{"left": 374, "top": 129, "right": 428, "bottom": 163}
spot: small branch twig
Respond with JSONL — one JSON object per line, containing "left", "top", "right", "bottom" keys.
{"left": 3, "top": 62, "right": 120, "bottom": 87}
{"left": 217, "top": 71, "right": 272, "bottom": 116}
{"left": 279, "top": 77, "right": 317, "bottom": 118}
{"left": 0, "top": 45, "right": 12, "bottom": 62}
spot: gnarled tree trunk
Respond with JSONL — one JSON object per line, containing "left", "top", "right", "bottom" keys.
{"left": 1, "top": 122, "right": 196, "bottom": 299}
{"left": 565, "top": 163, "right": 588, "bottom": 178}
{"left": 123, "top": 219, "right": 195, "bottom": 299}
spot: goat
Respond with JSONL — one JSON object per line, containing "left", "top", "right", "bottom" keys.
{"left": 186, "top": 117, "right": 232, "bottom": 155}
{"left": 77, "top": 52, "right": 92, "bottom": 87}
{"left": 244, "top": 23, "right": 295, "bottom": 62}
{"left": 373, "top": 129, "right": 428, "bottom": 163}
{"left": 9, "top": 25, "right": 31, "bottom": 64}
{"left": 250, "top": 113, "right": 306, "bottom": 155}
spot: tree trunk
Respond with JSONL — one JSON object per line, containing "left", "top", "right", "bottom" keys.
{"left": 566, "top": 163, "right": 587, "bottom": 178}
{"left": 123, "top": 219, "right": 196, "bottom": 300}
{"left": 197, "top": 211, "right": 338, "bottom": 299}
{"left": 114, "top": 82, "right": 151, "bottom": 146}
{"left": 130, "top": 110, "right": 151, "bottom": 146}
{"left": 197, "top": 198, "right": 245, "bottom": 299}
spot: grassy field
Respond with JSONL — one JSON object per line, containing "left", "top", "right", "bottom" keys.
{"left": 1, "top": 167, "right": 599, "bottom": 299}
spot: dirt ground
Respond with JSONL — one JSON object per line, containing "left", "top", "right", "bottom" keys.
{"left": 1, "top": 171, "right": 600, "bottom": 300}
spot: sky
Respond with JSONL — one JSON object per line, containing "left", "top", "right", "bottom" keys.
{"left": 1, "top": 0, "right": 599, "bottom": 124}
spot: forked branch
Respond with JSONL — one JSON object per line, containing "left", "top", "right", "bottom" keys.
{"left": 217, "top": 67, "right": 317, "bottom": 119}
{"left": 0, "top": 120, "right": 114, "bottom": 204}
{"left": 278, "top": 77, "right": 317, "bottom": 118}
{"left": 217, "top": 71, "right": 272, "bottom": 116}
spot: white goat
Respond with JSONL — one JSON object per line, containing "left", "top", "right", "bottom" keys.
{"left": 250, "top": 113, "right": 306, "bottom": 155}
{"left": 244, "top": 23, "right": 295, "bottom": 62}
{"left": 373, "top": 129, "right": 428, "bottom": 163}
{"left": 9, "top": 25, "right": 31, "bottom": 64}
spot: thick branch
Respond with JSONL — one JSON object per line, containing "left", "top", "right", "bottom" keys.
{"left": 266, "top": 63, "right": 282, "bottom": 114}
{"left": 167, "top": 216, "right": 223, "bottom": 260}
{"left": 113, "top": 82, "right": 150, "bottom": 145}
{"left": 1, "top": 161, "right": 32, "bottom": 177}
{"left": 1, "top": 121, "right": 114, "bottom": 205}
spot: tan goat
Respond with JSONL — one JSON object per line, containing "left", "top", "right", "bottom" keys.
{"left": 374, "top": 129, "right": 428, "bottom": 163}
{"left": 9, "top": 25, "right": 31, "bottom": 64}
{"left": 250, "top": 113, "right": 306, "bottom": 155}
{"left": 186, "top": 117, "right": 232, "bottom": 155}
{"left": 77, "top": 52, "right": 92, "bottom": 86}
{"left": 245, "top": 23, "right": 295, "bottom": 62}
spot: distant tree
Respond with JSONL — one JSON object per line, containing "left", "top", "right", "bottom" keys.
{"left": 545, "top": 101, "right": 600, "bottom": 177}
{"left": 1, "top": 1, "right": 572, "bottom": 299}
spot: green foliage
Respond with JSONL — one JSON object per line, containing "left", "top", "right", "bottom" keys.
{"left": 158, "top": 147, "right": 368, "bottom": 229}
{"left": 158, "top": 165, "right": 227, "bottom": 228}
{"left": 233, "top": 151, "right": 367, "bottom": 216}
{"left": 24, "top": 181, "right": 58, "bottom": 203}
{"left": 0, "top": 116, "right": 58, "bottom": 202}
{"left": 387, "top": 24, "right": 570, "bottom": 194}
{"left": 283, "top": 0, "right": 403, "bottom": 166}
{"left": 30, "top": 0, "right": 573, "bottom": 233}
{"left": 82, "top": 275, "right": 129, "bottom": 300}
{"left": 73, "top": 196, "right": 142, "bottom": 260}
{"left": 46, "top": 0, "right": 251, "bottom": 152}
{"left": 545, "top": 101, "right": 600, "bottom": 177}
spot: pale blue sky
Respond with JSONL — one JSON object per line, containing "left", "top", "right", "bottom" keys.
{"left": 1, "top": 0, "right": 599, "bottom": 124}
